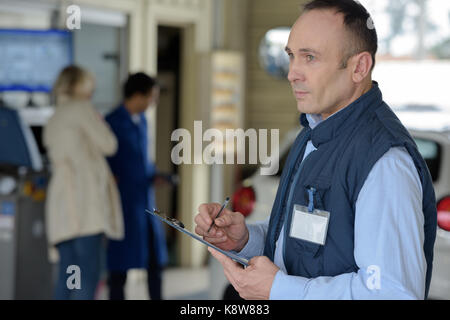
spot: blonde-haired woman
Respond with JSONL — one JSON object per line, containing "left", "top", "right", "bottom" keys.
{"left": 44, "top": 65, "right": 124, "bottom": 300}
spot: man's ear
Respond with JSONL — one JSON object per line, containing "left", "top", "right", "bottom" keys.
{"left": 351, "top": 52, "right": 373, "bottom": 83}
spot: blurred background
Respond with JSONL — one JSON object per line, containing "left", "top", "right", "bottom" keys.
{"left": 0, "top": 0, "right": 449, "bottom": 300}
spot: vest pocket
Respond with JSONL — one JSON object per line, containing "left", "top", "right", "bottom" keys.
{"left": 290, "top": 237, "right": 322, "bottom": 258}
{"left": 303, "top": 176, "right": 331, "bottom": 211}
{"left": 289, "top": 179, "right": 332, "bottom": 258}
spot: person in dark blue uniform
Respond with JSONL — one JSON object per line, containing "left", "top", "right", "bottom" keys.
{"left": 105, "top": 73, "right": 168, "bottom": 300}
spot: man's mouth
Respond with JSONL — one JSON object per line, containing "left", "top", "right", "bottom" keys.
{"left": 294, "top": 90, "right": 309, "bottom": 99}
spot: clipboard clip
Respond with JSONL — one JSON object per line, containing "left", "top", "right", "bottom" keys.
{"left": 146, "top": 208, "right": 250, "bottom": 268}
{"left": 152, "top": 208, "right": 185, "bottom": 229}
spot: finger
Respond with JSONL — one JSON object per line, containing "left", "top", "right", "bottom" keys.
{"left": 249, "top": 256, "right": 262, "bottom": 266}
{"left": 197, "top": 203, "right": 215, "bottom": 226}
{"left": 198, "top": 203, "right": 226, "bottom": 231}
{"left": 195, "top": 224, "right": 222, "bottom": 239}
{"left": 194, "top": 215, "right": 214, "bottom": 236}
{"left": 214, "top": 211, "right": 243, "bottom": 228}
{"left": 203, "top": 235, "right": 227, "bottom": 244}
{"left": 207, "top": 203, "right": 231, "bottom": 222}
{"left": 198, "top": 203, "right": 234, "bottom": 236}
{"left": 194, "top": 212, "right": 221, "bottom": 237}
{"left": 195, "top": 225, "right": 206, "bottom": 237}
{"left": 208, "top": 247, "right": 231, "bottom": 266}
{"left": 247, "top": 256, "right": 263, "bottom": 271}
{"left": 205, "top": 223, "right": 219, "bottom": 236}
{"left": 208, "top": 248, "right": 245, "bottom": 294}
{"left": 195, "top": 208, "right": 212, "bottom": 228}
{"left": 222, "top": 260, "right": 246, "bottom": 298}
{"left": 208, "top": 247, "right": 242, "bottom": 272}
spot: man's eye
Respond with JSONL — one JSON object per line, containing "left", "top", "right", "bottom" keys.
{"left": 306, "top": 55, "right": 315, "bottom": 62}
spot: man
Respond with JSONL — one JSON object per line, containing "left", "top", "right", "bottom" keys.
{"left": 194, "top": 0, "right": 437, "bottom": 300}
{"left": 105, "top": 73, "right": 168, "bottom": 300}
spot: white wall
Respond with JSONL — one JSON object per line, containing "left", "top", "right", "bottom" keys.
{"left": 374, "top": 60, "right": 450, "bottom": 109}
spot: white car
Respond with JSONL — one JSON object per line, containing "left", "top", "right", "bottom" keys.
{"left": 219, "top": 105, "right": 450, "bottom": 300}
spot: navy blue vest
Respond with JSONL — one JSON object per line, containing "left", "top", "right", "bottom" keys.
{"left": 263, "top": 82, "right": 437, "bottom": 298}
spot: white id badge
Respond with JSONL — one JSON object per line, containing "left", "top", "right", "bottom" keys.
{"left": 289, "top": 204, "right": 330, "bottom": 245}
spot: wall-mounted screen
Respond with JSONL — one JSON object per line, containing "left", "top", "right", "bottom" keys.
{"left": 0, "top": 29, "right": 73, "bottom": 93}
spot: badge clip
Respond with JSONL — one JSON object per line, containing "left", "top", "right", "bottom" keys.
{"left": 308, "top": 187, "right": 316, "bottom": 213}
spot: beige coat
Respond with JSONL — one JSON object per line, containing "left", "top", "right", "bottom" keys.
{"left": 43, "top": 100, "right": 124, "bottom": 246}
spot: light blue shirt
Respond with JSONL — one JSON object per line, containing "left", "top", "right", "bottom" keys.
{"left": 236, "top": 114, "right": 426, "bottom": 300}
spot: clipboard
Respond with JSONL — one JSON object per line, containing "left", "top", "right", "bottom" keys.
{"left": 146, "top": 208, "right": 249, "bottom": 267}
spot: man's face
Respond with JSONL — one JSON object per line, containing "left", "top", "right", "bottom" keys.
{"left": 136, "top": 86, "right": 160, "bottom": 113}
{"left": 286, "top": 9, "right": 356, "bottom": 118}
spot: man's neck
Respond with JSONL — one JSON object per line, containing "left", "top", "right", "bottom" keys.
{"left": 321, "top": 80, "right": 373, "bottom": 120}
{"left": 124, "top": 100, "right": 139, "bottom": 115}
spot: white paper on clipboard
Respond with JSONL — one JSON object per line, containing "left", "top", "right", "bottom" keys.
{"left": 146, "top": 209, "right": 249, "bottom": 267}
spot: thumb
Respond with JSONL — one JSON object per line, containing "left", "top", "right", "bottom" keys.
{"left": 214, "top": 211, "right": 242, "bottom": 227}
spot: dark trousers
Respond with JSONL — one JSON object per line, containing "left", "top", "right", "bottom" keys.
{"left": 107, "top": 241, "right": 163, "bottom": 300}
{"left": 107, "top": 266, "right": 162, "bottom": 300}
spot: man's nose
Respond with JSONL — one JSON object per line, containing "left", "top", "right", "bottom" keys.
{"left": 287, "top": 60, "right": 305, "bottom": 83}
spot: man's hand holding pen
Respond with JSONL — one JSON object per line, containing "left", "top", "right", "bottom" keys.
{"left": 194, "top": 202, "right": 279, "bottom": 300}
{"left": 194, "top": 202, "right": 249, "bottom": 252}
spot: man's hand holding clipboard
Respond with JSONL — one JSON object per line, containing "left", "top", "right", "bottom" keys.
{"left": 148, "top": 202, "right": 279, "bottom": 299}
{"left": 146, "top": 207, "right": 249, "bottom": 267}
{"left": 194, "top": 202, "right": 279, "bottom": 300}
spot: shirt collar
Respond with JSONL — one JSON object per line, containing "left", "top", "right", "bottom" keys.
{"left": 119, "top": 104, "right": 143, "bottom": 126}
{"left": 305, "top": 105, "right": 344, "bottom": 129}
{"left": 299, "top": 81, "right": 382, "bottom": 148}
{"left": 306, "top": 114, "right": 323, "bottom": 129}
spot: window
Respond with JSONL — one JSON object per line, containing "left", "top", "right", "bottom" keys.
{"left": 414, "top": 138, "right": 442, "bottom": 182}
{"left": 360, "top": 0, "right": 450, "bottom": 109}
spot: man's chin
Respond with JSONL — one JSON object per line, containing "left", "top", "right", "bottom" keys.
{"left": 296, "top": 101, "right": 315, "bottom": 115}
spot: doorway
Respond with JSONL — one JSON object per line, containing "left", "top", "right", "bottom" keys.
{"left": 155, "top": 25, "right": 181, "bottom": 267}
{"left": 73, "top": 22, "right": 127, "bottom": 114}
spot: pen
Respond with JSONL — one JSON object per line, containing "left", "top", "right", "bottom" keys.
{"left": 207, "top": 197, "right": 230, "bottom": 234}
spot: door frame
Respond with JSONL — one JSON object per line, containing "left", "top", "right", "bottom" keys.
{"left": 145, "top": 0, "right": 213, "bottom": 267}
